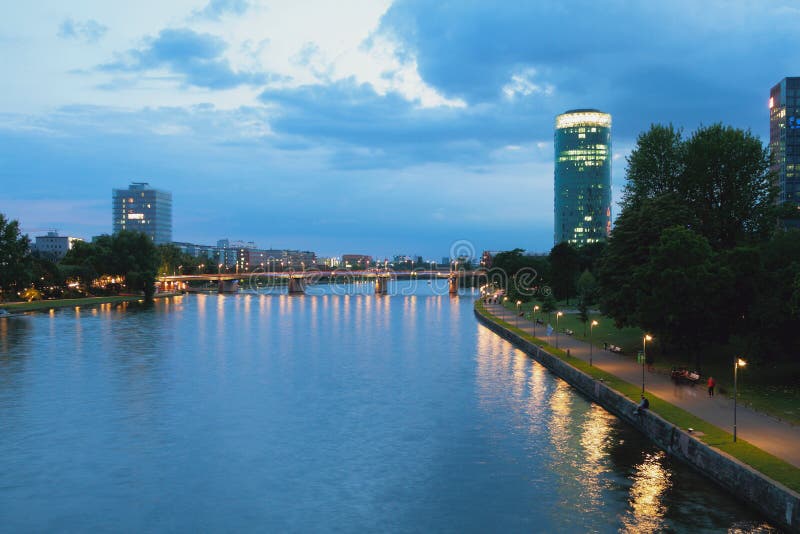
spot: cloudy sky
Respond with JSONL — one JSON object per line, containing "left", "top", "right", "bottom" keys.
{"left": 1, "top": 1, "right": 798, "bottom": 258}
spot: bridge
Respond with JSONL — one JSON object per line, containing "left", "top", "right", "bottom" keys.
{"left": 157, "top": 270, "right": 487, "bottom": 295}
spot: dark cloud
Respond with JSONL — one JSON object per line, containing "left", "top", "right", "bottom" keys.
{"left": 99, "top": 28, "right": 268, "bottom": 89}
{"left": 193, "top": 0, "right": 249, "bottom": 20}
{"left": 58, "top": 18, "right": 108, "bottom": 43}
{"left": 259, "top": 79, "right": 556, "bottom": 168}
{"left": 378, "top": 0, "right": 800, "bottom": 140}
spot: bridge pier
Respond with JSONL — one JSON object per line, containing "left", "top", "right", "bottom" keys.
{"left": 218, "top": 279, "right": 239, "bottom": 293}
{"left": 288, "top": 276, "right": 306, "bottom": 294}
{"left": 375, "top": 275, "right": 390, "bottom": 294}
{"left": 449, "top": 275, "right": 459, "bottom": 295}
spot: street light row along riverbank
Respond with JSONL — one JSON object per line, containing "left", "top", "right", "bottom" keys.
{"left": 474, "top": 301, "right": 800, "bottom": 532}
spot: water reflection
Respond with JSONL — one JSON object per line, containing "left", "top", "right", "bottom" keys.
{"left": 0, "top": 292, "right": 774, "bottom": 532}
{"left": 622, "top": 451, "right": 671, "bottom": 533}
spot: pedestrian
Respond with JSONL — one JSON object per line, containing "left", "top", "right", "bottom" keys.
{"left": 633, "top": 395, "right": 649, "bottom": 416}
{"left": 707, "top": 376, "right": 716, "bottom": 397}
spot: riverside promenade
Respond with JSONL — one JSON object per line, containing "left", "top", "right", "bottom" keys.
{"left": 484, "top": 302, "right": 800, "bottom": 469}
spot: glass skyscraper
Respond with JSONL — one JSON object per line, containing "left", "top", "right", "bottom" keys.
{"left": 769, "top": 77, "right": 800, "bottom": 216}
{"left": 554, "top": 109, "right": 612, "bottom": 246}
{"left": 112, "top": 182, "right": 172, "bottom": 244}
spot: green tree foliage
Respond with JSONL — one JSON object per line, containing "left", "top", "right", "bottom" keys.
{"left": 599, "top": 122, "right": 794, "bottom": 364}
{"left": 548, "top": 242, "right": 580, "bottom": 302}
{"left": 158, "top": 244, "right": 200, "bottom": 275}
{"left": 621, "top": 124, "right": 685, "bottom": 210}
{"left": 598, "top": 194, "right": 694, "bottom": 327}
{"left": 0, "top": 214, "right": 32, "bottom": 296}
{"left": 63, "top": 231, "right": 160, "bottom": 300}
{"left": 540, "top": 292, "right": 557, "bottom": 323}
{"left": 634, "top": 227, "right": 726, "bottom": 368}
{"left": 682, "top": 124, "right": 775, "bottom": 248}
{"left": 576, "top": 269, "right": 598, "bottom": 306}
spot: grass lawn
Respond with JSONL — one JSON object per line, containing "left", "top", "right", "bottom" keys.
{"left": 0, "top": 293, "right": 179, "bottom": 312}
{"left": 478, "top": 300, "right": 800, "bottom": 494}
{"left": 501, "top": 300, "right": 800, "bottom": 426}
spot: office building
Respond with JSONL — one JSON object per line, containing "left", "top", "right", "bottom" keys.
{"left": 769, "top": 77, "right": 800, "bottom": 221}
{"left": 554, "top": 109, "right": 612, "bottom": 246}
{"left": 32, "top": 231, "right": 83, "bottom": 261}
{"left": 112, "top": 182, "right": 172, "bottom": 244}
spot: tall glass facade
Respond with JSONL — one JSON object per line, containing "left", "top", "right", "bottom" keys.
{"left": 769, "top": 77, "right": 800, "bottom": 218}
{"left": 112, "top": 182, "right": 172, "bottom": 244}
{"left": 554, "top": 109, "right": 612, "bottom": 246}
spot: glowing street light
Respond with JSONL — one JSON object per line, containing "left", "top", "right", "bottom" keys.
{"left": 734, "top": 357, "right": 746, "bottom": 442}
{"left": 516, "top": 300, "right": 522, "bottom": 328}
{"left": 532, "top": 305, "right": 540, "bottom": 337}
{"left": 503, "top": 296, "right": 508, "bottom": 322}
{"left": 590, "top": 320, "right": 599, "bottom": 366}
{"left": 642, "top": 334, "right": 653, "bottom": 394}
{"left": 556, "top": 311, "right": 563, "bottom": 348}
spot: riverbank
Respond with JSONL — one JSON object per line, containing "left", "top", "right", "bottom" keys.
{"left": 474, "top": 300, "right": 800, "bottom": 532}
{"left": 0, "top": 292, "right": 181, "bottom": 312}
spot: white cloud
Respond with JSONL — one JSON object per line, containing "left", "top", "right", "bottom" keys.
{"left": 502, "top": 68, "right": 555, "bottom": 100}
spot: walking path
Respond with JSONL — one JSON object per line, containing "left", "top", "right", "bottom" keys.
{"left": 484, "top": 302, "right": 800, "bottom": 469}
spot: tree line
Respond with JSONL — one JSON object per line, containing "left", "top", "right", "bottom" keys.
{"left": 495, "top": 123, "right": 800, "bottom": 367}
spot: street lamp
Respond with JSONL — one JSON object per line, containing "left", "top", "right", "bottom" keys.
{"left": 533, "top": 305, "right": 540, "bottom": 337}
{"left": 590, "top": 320, "right": 599, "bottom": 366}
{"left": 516, "top": 300, "right": 522, "bottom": 328}
{"left": 502, "top": 296, "right": 508, "bottom": 322}
{"left": 734, "top": 357, "right": 746, "bottom": 442}
{"left": 642, "top": 334, "right": 653, "bottom": 394}
{"left": 556, "top": 311, "right": 563, "bottom": 348}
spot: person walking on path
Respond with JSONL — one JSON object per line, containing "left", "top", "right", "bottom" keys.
{"left": 707, "top": 376, "right": 716, "bottom": 397}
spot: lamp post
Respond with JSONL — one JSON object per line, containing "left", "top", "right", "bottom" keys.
{"left": 642, "top": 334, "right": 652, "bottom": 394}
{"left": 503, "top": 296, "right": 508, "bottom": 322}
{"left": 556, "top": 311, "right": 563, "bottom": 348}
{"left": 516, "top": 300, "right": 522, "bottom": 328}
{"left": 532, "top": 305, "right": 540, "bottom": 337}
{"left": 734, "top": 357, "right": 746, "bottom": 442}
{"left": 590, "top": 320, "right": 599, "bottom": 366}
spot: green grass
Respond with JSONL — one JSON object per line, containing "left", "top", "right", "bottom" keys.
{"left": 501, "top": 301, "right": 800, "bottom": 426}
{"left": 477, "top": 300, "right": 800, "bottom": 493}
{"left": 0, "top": 293, "right": 178, "bottom": 312}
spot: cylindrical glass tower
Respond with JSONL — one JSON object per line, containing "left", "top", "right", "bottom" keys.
{"left": 554, "top": 109, "right": 612, "bottom": 246}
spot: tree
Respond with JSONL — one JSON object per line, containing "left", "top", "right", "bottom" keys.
{"left": 597, "top": 193, "right": 694, "bottom": 327}
{"left": 682, "top": 124, "right": 776, "bottom": 248}
{"left": 548, "top": 242, "right": 580, "bottom": 302}
{"left": 621, "top": 124, "right": 685, "bottom": 210}
{"left": 0, "top": 213, "right": 32, "bottom": 297}
{"left": 540, "top": 292, "right": 557, "bottom": 324}
{"left": 62, "top": 231, "right": 160, "bottom": 300}
{"left": 576, "top": 269, "right": 598, "bottom": 306}
{"left": 577, "top": 296, "right": 590, "bottom": 337}
{"left": 634, "top": 227, "right": 722, "bottom": 369}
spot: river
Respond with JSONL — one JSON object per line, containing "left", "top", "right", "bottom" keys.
{"left": 0, "top": 284, "right": 774, "bottom": 532}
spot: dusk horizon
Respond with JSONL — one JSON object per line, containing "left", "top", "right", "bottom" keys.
{"left": 3, "top": 1, "right": 798, "bottom": 257}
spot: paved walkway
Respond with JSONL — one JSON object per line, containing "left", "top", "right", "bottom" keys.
{"left": 484, "top": 302, "right": 800, "bottom": 469}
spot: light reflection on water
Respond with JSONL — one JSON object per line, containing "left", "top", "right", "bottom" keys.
{"left": 0, "top": 287, "right": 776, "bottom": 532}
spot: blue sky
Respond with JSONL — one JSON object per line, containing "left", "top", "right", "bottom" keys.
{"left": 1, "top": 1, "right": 798, "bottom": 258}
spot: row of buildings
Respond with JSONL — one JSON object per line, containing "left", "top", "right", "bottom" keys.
{"left": 554, "top": 76, "right": 800, "bottom": 246}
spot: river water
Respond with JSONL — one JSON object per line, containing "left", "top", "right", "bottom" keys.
{"left": 0, "top": 284, "right": 774, "bottom": 532}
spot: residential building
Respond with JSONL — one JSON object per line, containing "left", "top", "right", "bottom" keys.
{"left": 32, "top": 231, "right": 83, "bottom": 261}
{"left": 112, "top": 182, "right": 172, "bottom": 244}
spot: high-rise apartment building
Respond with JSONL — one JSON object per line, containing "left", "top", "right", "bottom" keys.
{"left": 112, "top": 182, "right": 172, "bottom": 244}
{"left": 554, "top": 109, "right": 612, "bottom": 246}
{"left": 769, "top": 77, "right": 800, "bottom": 216}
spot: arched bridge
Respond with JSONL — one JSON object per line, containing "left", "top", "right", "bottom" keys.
{"left": 157, "top": 270, "right": 487, "bottom": 295}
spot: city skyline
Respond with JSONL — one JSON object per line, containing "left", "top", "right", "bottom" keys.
{"left": 2, "top": 1, "right": 799, "bottom": 257}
